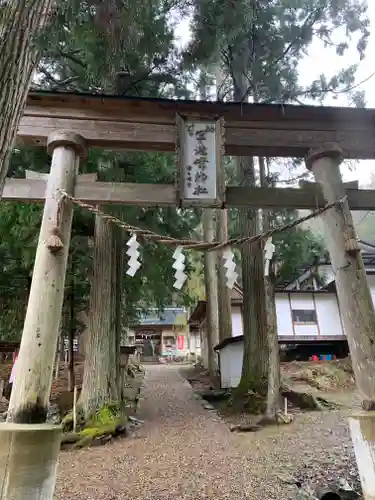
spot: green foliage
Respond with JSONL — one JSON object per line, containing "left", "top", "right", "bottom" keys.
{"left": 227, "top": 205, "right": 325, "bottom": 287}
{"left": 36, "top": 0, "right": 189, "bottom": 98}
{"left": 0, "top": 202, "right": 40, "bottom": 338}
{"left": 272, "top": 211, "right": 325, "bottom": 286}
{"left": 186, "top": 0, "right": 369, "bottom": 105}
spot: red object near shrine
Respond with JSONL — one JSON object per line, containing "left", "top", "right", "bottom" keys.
{"left": 177, "top": 335, "right": 184, "bottom": 350}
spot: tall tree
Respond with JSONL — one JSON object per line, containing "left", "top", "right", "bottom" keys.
{"left": 79, "top": 215, "right": 119, "bottom": 418}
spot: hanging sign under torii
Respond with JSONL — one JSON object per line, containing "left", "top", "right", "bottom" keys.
{"left": 176, "top": 114, "right": 225, "bottom": 207}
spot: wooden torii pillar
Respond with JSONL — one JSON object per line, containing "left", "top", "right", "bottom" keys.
{"left": 307, "top": 142, "right": 375, "bottom": 499}
{"left": 0, "top": 131, "right": 86, "bottom": 500}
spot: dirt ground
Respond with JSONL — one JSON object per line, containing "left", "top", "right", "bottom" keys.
{"left": 0, "top": 359, "right": 363, "bottom": 498}
{"left": 54, "top": 364, "right": 362, "bottom": 499}
{"left": 181, "top": 360, "right": 363, "bottom": 497}
{"left": 183, "top": 359, "right": 360, "bottom": 417}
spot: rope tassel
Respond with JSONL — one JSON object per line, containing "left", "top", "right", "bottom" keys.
{"left": 46, "top": 227, "right": 64, "bottom": 253}
{"left": 46, "top": 192, "right": 65, "bottom": 253}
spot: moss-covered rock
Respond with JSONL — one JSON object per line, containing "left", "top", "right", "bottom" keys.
{"left": 61, "top": 402, "right": 128, "bottom": 450}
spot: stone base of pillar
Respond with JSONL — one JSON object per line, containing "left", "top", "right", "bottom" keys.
{"left": 0, "top": 423, "right": 62, "bottom": 500}
{"left": 348, "top": 412, "right": 375, "bottom": 499}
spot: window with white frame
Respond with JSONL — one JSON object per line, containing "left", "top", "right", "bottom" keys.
{"left": 291, "top": 309, "right": 317, "bottom": 324}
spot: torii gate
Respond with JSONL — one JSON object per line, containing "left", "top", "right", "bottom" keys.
{"left": 2, "top": 91, "right": 375, "bottom": 499}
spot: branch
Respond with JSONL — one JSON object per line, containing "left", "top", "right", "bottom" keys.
{"left": 233, "top": 5, "right": 328, "bottom": 103}
{"left": 286, "top": 70, "right": 375, "bottom": 101}
{"left": 270, "top": 6, "right": 328, "bottom": 69}
{"left": 37, "top": 65, "right": 80, "bottom": 90}
{"left": 57, "top": 50, "right": 87, "bottom": 69}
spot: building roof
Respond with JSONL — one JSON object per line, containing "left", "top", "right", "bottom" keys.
{"left": 214, "top": 333, "right": 348, "bottom": 351}
{"left": 188, "top": 285, "right": 243, "bottom": 325}
{"left": 286, "top": 239, "right": 375, "bottom": 290}
{"left": 231, "top": 284, "right": 243, "bottom": 301}
{"left": 133, "top": 308, "right": 187, "bottom": 328}
{"left": 214, "top": 335, "right": 244, "bottom": 351}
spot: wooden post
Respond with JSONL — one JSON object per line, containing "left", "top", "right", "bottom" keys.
{"left": 54, "top": 335, "right": 61, "bottom": 380}
{"left": 72, "top": 386, "right": 78, "bottom": 432}
{"left": 307, "top": 142, "right": 375, "bottom": 498}
{"left": 216, "top": 209, "right": 233, "bottom": 342}
{"left": 203, "top": 209, "right": 219, "bottom": 377}
{"left": 7, "top": 131, "right": 86, "bottom": 424}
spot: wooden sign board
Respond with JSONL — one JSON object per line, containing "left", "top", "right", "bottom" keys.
{"left": 176, "top": 114, "right": 225, "bottom": 207}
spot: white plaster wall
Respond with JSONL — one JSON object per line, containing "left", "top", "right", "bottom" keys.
{"left": 191, "top": 331, "right": 201, "bottom": 355}
{"left": 275, "top": 293, "right": 293, "bottom": 336}
{"left": 200, "top": 319, "right": 208, "bottom": 369}
{"left": 231, "top": 306, "right": 244, "bottom": 337}
{"left": 219, "top": 341, "right": 244, "bottom": 388}
{"left": 315, "top": 294, "right": 344, "bottom": 336}
{"left": 225, "top": 291, "right": 348, "bottom": 342}
{"left": 290, "top": 293, "right": 319, "bottom": 336}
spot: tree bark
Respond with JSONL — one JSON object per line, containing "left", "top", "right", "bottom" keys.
{"left": 236, "top": 155, "right": 268, "bottom": 395}
{"left": 0, "top": 0, "right": 54, "bottom": 195}
{"left": 79, "top": 215, "right": 119, "bottom": 419}
{"left": 215, "top": 67, "right": 233, "bottom": 343}
{"left": 230, "top": 64, "right": 268, "bottom": 394}
{"left": 264, "top": 271, "right": 280, "bottom": 420}
{"left": 203, "top": 209, "right": 219, "bottom": 378}
{"left": 68, "top": 281, "right": 75, "bottom": 392}
{"left": 259, "top": 156, "right": 280, "bottom": 419}
{"left": 216, "top": 209, "right": 233, "bottom": 342}
{"left": 112, "top": 221, "right": 124, "bottom": 399}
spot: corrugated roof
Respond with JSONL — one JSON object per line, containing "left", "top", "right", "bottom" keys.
{"left": 231, "top": 284, "right": 243, "bottom": 301}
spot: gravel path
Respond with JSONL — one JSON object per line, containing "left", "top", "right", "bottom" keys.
{"left": 54, "top": 364, "right": 360, "bottom": 500}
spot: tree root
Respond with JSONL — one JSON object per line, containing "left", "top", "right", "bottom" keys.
{"left": 281, "top": 385, "right": 341, "bottom": 411}
{"left": 229, "top": 423, "right": 262, "bottom": 432}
